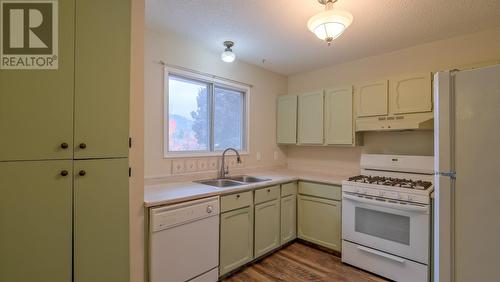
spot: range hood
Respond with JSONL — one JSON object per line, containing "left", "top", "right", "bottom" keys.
{"left": 355, "top": 112, "right": 434, "bottom": 132}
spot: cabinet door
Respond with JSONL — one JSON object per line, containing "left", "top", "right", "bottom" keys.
{"left": 298, "top": 91, "right": 324, "bottom": 144}
{"left": 0, "top": 160, "right": 72, "bottom": 282}
{"left": 356, "top": 80, "right": 388, "bottom": 117}
{"left": 276, "top": 95, "right": 297, "bottom": 144}
{"left": 298, "top": 195, "right": 341, "bottom": 251}
{"left": 254, "top": 199, "right": 280, "bottom": 258}
{"left": 0, "top": 1, "right": 75, "bottom": 161}
{"left": 74, "top": 0, "right": 130, "bottom": 159}
{"left": 220, "top": 207, "right": 254, "bottom": 276}
{"left": 389, "top": 72, "right": 433, "bottom": 114}
{"left": 281, "top": 195, "right": 297, "bottom": 245}
{"left": 325, "top": 86, "right": 354, "bottom": 145}
{"left": 74, "top": 158, "right": 129, "bottom": 282}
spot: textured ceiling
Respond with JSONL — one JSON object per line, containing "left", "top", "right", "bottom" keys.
{"left": 146, "top": 0, "right": 500, "bottom": 75}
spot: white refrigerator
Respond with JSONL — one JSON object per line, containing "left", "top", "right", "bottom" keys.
{"left": 434, "top": 64, "right": 500, "bottom": 282}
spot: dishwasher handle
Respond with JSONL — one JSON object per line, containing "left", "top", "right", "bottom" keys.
{"left": 151, "top": 197, "right": 219, "bottom": 232}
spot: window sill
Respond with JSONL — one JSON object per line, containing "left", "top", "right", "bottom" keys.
{"left": 164, "top": 151, "right": 249, "bottom": 159}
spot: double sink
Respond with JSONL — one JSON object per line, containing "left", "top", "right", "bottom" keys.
{"left": 196, "top": 175, "right": 271, "bottom": 188}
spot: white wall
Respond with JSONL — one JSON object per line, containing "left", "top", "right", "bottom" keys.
{"left": 286, "top": 27, "right": 500, "bottom": 175}
{"left": 144, "top": 29, "right": 288, "bottom": 179}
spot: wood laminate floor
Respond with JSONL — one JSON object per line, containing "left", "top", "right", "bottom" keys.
{"left": 222, "top": 242, "right": 389, "bottom": 282}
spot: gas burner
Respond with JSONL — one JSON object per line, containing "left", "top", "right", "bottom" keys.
{"left": 347, "top": 175, "right": 432, "bottom": 190}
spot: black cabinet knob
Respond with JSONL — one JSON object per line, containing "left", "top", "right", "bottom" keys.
{"left": 60, "top": 143, "right": 69, "bottom": 149}
{"left": 60, "top": 170, "right": 69, "bottom": 176}
{"left": 79, "top": 143, "right": 87, "bottom": 149}
{"left": 79, "top": 170, "right": 86, "bottom": 176}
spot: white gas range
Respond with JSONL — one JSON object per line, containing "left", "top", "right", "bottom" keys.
{"left": 341, "top": 154, "right": 433, "bottom": 282}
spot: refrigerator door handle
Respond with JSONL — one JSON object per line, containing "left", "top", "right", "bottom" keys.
{"left": 436, "top": 171, "right": 456, "bottom": 179}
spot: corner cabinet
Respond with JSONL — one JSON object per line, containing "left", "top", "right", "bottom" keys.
{"left": 355, "top": 80, "right": 389, "bottom": 117}
{"left": 298, "top": 91, "right": 324, "bottom": 144}
{"left": 389, "top": 73, "right": 433, "bottom": 114}
{"left": 325, "top": 86, "right": 355, "bottom": 145}
{"left": 297, "top": 182, "right": 342, "bottom": 252}
{"left": 276, "top": 95, "right": 297, "bottom": 144}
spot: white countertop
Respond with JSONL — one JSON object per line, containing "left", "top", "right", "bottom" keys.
{"left": 144, "top": 169, "right": 351, "bottom": 208}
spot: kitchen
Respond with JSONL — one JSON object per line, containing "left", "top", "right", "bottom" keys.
{"left": 1, "top": 1, "right": 500, "bottom": 282}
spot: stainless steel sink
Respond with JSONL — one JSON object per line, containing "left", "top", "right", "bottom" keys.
{"left": 196, "top": 179, "right": 245, "bottom": 188}
{"left": 229, "top": 175, "right": 271, "bottom": 183}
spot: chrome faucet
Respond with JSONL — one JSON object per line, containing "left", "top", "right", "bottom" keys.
{"left": 219, "top": 148, "right": 242, "bottom": 179}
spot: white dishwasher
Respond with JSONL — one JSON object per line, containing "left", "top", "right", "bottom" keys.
{"left": 149, "top": 196, "right": 220, "bottom": 282}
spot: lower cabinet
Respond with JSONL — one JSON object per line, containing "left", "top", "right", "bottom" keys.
{"left": 281, "top": 194, "right": 297, "bottom": 244}
{"left": 74, "top": 158, "right": 130, "bottom": 282}
{"left": 298, "top": 194, "right": 342, "bottom": 252}
{"left": 254, "top": 199, "right": 281, "bottom": 258}
{"left": 220, "top": 206, "right": 254, "bottom": 276}
{"left": 0, "top": 160, "right": 73, "bottom": 282}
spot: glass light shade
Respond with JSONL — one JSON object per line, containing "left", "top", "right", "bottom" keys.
{"left": 221, "top": 50, "right": 236, "bottom": 63}
{"left": 307, "top": 9, "right": 353, "bottom": 42}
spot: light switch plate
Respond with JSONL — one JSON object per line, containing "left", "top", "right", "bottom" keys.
{"left": 185, "top": 159, "right": 197, "bottom": 172}
{"left": 197, "top": 158, "right": 208, "bottom": 171}
{"left": 172, "top": 159, "right": 185, "bottom": 174}
{"left": 208, "top": 158, "right": 219, "bottom": 171}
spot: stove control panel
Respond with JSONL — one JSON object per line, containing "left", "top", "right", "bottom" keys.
{"left": 342, "top": 184, "right": 429, "bottom": 205}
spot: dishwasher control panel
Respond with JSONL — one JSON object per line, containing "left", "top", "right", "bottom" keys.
{"left": 151, "top": 196, "right": 220, "bottom": 232}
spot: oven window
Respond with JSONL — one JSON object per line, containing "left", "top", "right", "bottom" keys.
{"left": 355, "top": 207, "right": 410, "bottom": 245}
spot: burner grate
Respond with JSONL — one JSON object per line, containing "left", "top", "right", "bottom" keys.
{"left": 347, "top": 175, "right": 432, "bottom": 190}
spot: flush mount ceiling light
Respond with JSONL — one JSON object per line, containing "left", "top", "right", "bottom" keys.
{"left": 307, "top": 0, "right": 353, "bottom": 45}
{"left": 220, "top": 41, "right": 236, "bottom": 63}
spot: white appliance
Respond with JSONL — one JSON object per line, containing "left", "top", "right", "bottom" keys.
{"left": 149, "top": 196, "right": 220, "bottom": 282}
{"left": 342, "top": 154, "right": 434, "bottom": 282}
{"left": 434, "top": 65, "right": 500, "bottom": 282}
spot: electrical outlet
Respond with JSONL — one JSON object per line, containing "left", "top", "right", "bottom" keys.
{"left": 228, "top": 157, "right": 236, "bottom": 168}
{"left": 274, "top": 151, "right": 278, "bottom": 160}
{"left": 197, "top": 159, "right": 208, "bottom": 171}
{"left": 172, "top": 159, "right": 185, "bottom": 174}
{"left": 208, "top": 158, "right": 219, "bottom": 171}
{"left": 185, "top": 159, "right": 197, "bottom": 172}
{"left": 256, "top": 152, "right": 262, "bottom": 161}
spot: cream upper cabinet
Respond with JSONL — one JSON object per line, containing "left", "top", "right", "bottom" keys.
{"left": 325, "top": 86, "right": 354, "bottom": 145}
{"left": 276, "top": 95, "right": 297, "bottom": 144}
{"left": 298, "top": 91, "right": 324, "bottom": 144}
{"left": 355, "top": 80, "right": 389, "bottom": 117}
{"left": 389, "top": 72, "right": 433, "bottom": 114}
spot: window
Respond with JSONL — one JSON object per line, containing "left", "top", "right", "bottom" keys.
{"left": 165, "top": 69, "right": 248, "bottom": 157}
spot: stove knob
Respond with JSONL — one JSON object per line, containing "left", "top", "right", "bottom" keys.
{"left": 407, "top": 195, "right": 414, "bottom": 201}
{"left": 379, "top": 191, "right": 385, "bottom": 197}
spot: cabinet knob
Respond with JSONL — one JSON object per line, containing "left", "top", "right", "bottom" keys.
{"left": 79, "top": 170, "right": 86, "bottom": 176}
{"left": 60, "top": 170, "right": 69, "bottom": 176}
{"left": 60, "top": 143, "right": 69, "bottom": 149}
{"left": 79, "top": 143, "right": 87, "bottom": 149}
{"left": 267, "top": 189, "right": 271, "bottom": 192}
{"left": 236, "top": 194, "right": 240, "bottom": 198}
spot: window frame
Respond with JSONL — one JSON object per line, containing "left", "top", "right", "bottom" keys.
{"left": 164, "top": 66, "right": 250, "bottom": 158}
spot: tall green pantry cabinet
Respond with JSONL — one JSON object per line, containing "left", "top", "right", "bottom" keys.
{"left": 0, "top": 1, "right": 131, "bottom": 282}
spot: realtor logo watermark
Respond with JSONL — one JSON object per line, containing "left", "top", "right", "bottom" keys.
{"left": 0, "top": 0, "right": 58, "bottom": 69}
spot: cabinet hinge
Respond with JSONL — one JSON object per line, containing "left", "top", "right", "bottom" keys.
{"left": 129, "top": 167, "right": 132, "bottom": 177}
{"left": 129, "top": 137, "right": 132, "bottom": 148}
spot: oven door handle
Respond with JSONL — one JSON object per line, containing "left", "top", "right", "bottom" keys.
{"left": 357, "top": 245, "right": 406, "bottom": 264}
{"left": 342, "top": 194, "right": 429, "bottom": 213}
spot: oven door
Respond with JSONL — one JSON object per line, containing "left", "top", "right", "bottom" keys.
{"left": 342, "top": 192, "right": 429, "bottom": 264}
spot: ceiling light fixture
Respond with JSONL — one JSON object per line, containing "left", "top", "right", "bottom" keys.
{"left": 307, "top": 0, "right": 353, "bottom": 45}
{"left": 220, "top": 41, "right": 236, "bottom": 63}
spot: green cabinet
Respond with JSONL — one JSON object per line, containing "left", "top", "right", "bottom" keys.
{"left": 74, "top": 158, "right": 129, "bottom": 282}
{"left": 220, "top": 206, "right": 254, "bottom": 276}
{"left": 325, "top": 86, "right": 354, "bottom": 145}
{"left": 0, "top": 0, "right": 75, "bottom": 161}
{"left": 74, "top": 0, "right": 130, "bottom": 159}
{"left": 281, "top": 194, "right": 297, "bottom": 245}
{"left": 298, "top": 194, "right": 341, "bottom": 252}
{"left": 0, "top": 160, "right": 73, "bottom": 282}
{"left": 254, "top": 199, "right": 280, "bottom": 258}
{"left": 276, "top": 95, "right": 297, "bottom": 144}
{"left": 298, "top": 91, "right": 324, "bottom": 144}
